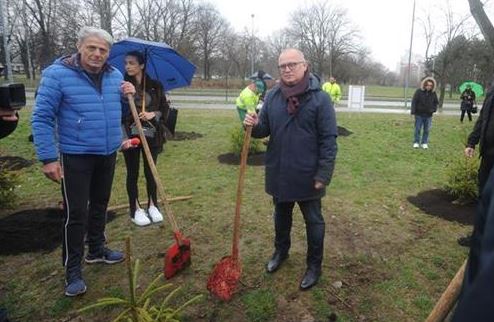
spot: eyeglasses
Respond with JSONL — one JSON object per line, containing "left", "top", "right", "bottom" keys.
{"left": 278, "top": 61, "right": 305, "bottom": 72}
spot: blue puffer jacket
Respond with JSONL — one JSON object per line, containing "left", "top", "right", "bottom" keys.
{"left": 252, "top": 74, "right": 338, "bottom": 202}
{"left": 32, "top": 54, "right": 124, "bottom": 162}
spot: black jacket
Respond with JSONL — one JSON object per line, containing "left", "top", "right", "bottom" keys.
{"left": 123, "top": 74, "right": 170, "bottom": 152}
{"left": 252, "top": 74, "right": 338, "bottom": 202}
{"left": 411, "top": 77, "right": 439, "bottom": 117}
{"left": 467, "top": 87, "right": 494, "bottom": 157}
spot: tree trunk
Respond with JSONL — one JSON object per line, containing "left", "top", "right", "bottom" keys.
{"left": 468, "top": 0, "right": 494, "bottom": 49}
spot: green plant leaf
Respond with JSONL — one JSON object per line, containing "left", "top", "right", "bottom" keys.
{"left": 112, "top": 307, "right": 132, "bottom": 322}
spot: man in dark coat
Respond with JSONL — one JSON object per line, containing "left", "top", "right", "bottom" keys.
{"left": 458, "top": 84, "right": 494, "bottom": 247}
{"left": 452, "top": 166, "right": 494, "bottom": 321}
{"left": 411, "top": 77, "right": 439, "bottom": 149}
{"left": 243, "top": 48, "right": 338, "bottom": 290}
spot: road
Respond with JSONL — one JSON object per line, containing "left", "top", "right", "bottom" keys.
{"left": 24, "top": 90, "right": 467, "bottom": 115}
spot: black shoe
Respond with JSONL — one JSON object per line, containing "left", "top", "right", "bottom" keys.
{"left": 300, "top": 266, "right": 321, "bottom": 290}
{"left": 457, "top": 235, "right": 472, "bottom": 247}
{"left": 266, "top": 251, "right": 288, "bottom": 273}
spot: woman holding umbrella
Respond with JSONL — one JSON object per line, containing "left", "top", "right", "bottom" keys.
{"left": 460, "top": 84, "right": 476, "bottom": 122}
{"left": 121, "top": 51, "right": 169, "bottom": 226}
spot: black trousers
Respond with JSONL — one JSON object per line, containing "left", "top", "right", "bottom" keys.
{"left": 123, "top": 146, "right": 159, "bottom": 216}
{"left": 273, "top": 198, "right": 325, "bottom": 268}
{"left": 479, "top": 155, "right": 494, "bottom": 194}
{"left": 461, "top": 109, "right": 472, "bottom": 122}
{"left": 60, "top": 153, "right": 116, "bottom": 279}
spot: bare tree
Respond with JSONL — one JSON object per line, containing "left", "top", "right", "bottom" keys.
{"left": 468, "top": 0, "right": 494, "bottom": 48}
{"left": 193, "top": 3, "right": 228, "bottom": 79}
{"left": 287, "top": 1, "right": 360, "bottom": 78}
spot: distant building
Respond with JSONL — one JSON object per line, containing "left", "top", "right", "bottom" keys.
{"left": 397, "top": 52, "right": 424, "bottom": 86}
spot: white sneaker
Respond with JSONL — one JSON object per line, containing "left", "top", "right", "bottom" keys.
{"left": 132, "top": 208, "right": 151, "bottom": 226}
{"left": 422, "top": 143, "right": 428, "bottom": 149}
{"left": 413, "top": 143, "right": 420, "bottom": 148}
{"left": 148, "top": 205, "right": 163, "bottom": 223}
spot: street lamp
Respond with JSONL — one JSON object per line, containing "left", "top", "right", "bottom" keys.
{"left": 251, "top": 13, "right": 255, "bottom": 76}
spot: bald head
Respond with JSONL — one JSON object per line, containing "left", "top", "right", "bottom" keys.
{"left": 278, "top": 48, "right": 308, "bottom": 86}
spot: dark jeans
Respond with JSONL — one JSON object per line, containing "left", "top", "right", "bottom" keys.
{"left": 273, "top": 198, "right": 325, "bottom": 268}
{"left": 60, "top": 153, "right": 116, "bottom": 280}
{"left": 414, "top": 115, "right": 432, "bottom": 144}
{"left": 123, "top": 146, "right": 159, "bottom": 216}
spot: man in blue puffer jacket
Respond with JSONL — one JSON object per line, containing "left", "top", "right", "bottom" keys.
{"left": 32, "top": 26, "right": 136, "bottom": 297}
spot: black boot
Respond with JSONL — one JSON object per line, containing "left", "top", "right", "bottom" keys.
{"left": 300, "top": 265, "right": 321, "bottom": 290}
{"left": 266, "top": 251, "right": 289, "bottom": 273}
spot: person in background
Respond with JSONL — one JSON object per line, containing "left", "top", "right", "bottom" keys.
{"left": 31, "top": 26, "right": 135, "bottom": 297}
{"left": 121, "top": 50, "right": 169, "bottom": 226}
{"left": 460, "top": 85, "right": 476, "bottom": 123}
{"left": 411, "top": 77, "right": 439, "bottom": 149}
{"left": 235, "top": 71, "right": 267, "bottom": 121}
{"left": 243, "top": 48, "right": 338, "bottom": 290}
{"left": 322, "top": 76, "right": 342, "bottom": 106}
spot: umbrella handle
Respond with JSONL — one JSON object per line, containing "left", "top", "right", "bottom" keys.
{"left": 231, "top": 126, "right": 252, "bottom": 261}
{"left": 127, "top": 94, "right": 180, "bottom": 233}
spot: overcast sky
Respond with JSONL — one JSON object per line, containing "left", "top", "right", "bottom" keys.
{"left": 208, "top": 0, "right": 483, "bottom": 71}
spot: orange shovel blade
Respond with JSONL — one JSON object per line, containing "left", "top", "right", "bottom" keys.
{"left": 207, "top": 256, "right": 242, "bottom": 301}
{"left": 164, "top": 236, "right": 191, "bottom": 279}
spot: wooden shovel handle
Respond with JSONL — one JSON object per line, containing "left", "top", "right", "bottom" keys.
{"left": 425, "top": 259, "right": 467, "bottom": 322}
{"left": 127, "top": 94, "right": 180, "bottom": 233}
{"left": 231, "top": 126, "right": 252, "bottom": 261}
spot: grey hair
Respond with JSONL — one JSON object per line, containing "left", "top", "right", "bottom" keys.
{"left": 279, "top": 48, "right": 307, "bottom": 63}
{"left": 77, "top": 26, "right": 113, "bottom": 46}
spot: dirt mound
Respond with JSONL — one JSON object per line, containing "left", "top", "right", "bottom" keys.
{"left": 338, "top": 126, "right": 353, "bottom": 137}
{"left": 407, "top": 189, "right": 476, "bottom": 225}
{"left": 169, "top": 131, "right": 203, "bottom": 141}
{"left": 0, "top": 208, "right": 117, "bottom": 255}
{"left": 0, "top": 156, "right": 35, "bottom": 170}
{"left": 217, "top": 152, "right": 265, "bottom": 166}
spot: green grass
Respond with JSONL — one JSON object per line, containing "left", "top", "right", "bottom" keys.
{"left": 0, "top": 107, "right": 474, "bottom": 321}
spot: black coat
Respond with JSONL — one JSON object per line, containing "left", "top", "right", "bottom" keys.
{"left": 452, "top": 168, "right": 494, "bottom": 322}
{"left": 252, "top": 74, "right": 338, "bottom": 202}
{"left": 123, "top": 75, "right": 169, "bottom": 152}
{"left": 461, "top": 89, "right": 476, "bottom": 111}
{"left": 467, "top": 87, "right": 494, "bottom": 157}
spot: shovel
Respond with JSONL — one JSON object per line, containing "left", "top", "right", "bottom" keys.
{"left": 207, "top": 125, "right": 252, "bottom": 301}
{"left": 425, "top": 259, "right": 467, "bottom": 322}
{"left": 127, "top": 94, "right": 191, "bottom": 279}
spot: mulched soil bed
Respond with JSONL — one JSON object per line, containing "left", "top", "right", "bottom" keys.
{"left": 0, "top": 156, "right": 35, "bottom": 170}
{"left": 338, "top": 126, "right": 353, "bottom": 137}
{"left": 168, "top": 131, "right": 203, "bottom": 141}
{"left": 217, "top": 152, "right": 265, "bottom": 166}
{"left": 0, "top": 208, "right": 116, "bottom": 255}
{"left": 407, "top": 189, "right": 476, "bottom": 225}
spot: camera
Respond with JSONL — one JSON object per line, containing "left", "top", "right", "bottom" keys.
{"left": 0, "top": 83, "right": 26, "bottom": 110}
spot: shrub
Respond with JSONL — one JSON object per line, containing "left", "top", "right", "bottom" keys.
{"left": 229, "top": 126, "right": 264, "bottom": 156}
{"left": 0, "top": 164, "right": 18, "bottom": 209}
{"left": 445, "top": 154, "right": 479, "bottom": 202}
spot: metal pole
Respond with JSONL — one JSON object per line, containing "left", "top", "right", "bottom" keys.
{"left": 251, "top": 14, "right": 255, "bottom": 76}
{"left": 404, "top": 0, "right": 416, "bottom": 108}
{"left": 127, "top": 0, "right": 132, "bottom": 36}
{"left": 0, "top": 0, "right": 13, "bottom": 82}
{"left": 22, "top": 0, "right": 33, "bottom": 80}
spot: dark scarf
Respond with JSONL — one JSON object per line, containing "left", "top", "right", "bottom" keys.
{"left": 280, "top": 71, "right": 310, "bottom": 115}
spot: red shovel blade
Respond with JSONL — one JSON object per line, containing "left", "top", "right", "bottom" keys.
{"left": 207, "top": 256, "right": 242, "bottom": 301}
{"left": 164, "top": 233, "right": 191, "bottom": 279}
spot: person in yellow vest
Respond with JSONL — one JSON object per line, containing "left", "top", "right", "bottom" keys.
{"left": 322, "top": 77, "right": 342, "bottom": 105}
{"left": 236, "top": 78, "right": 266, "bottom": 121}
